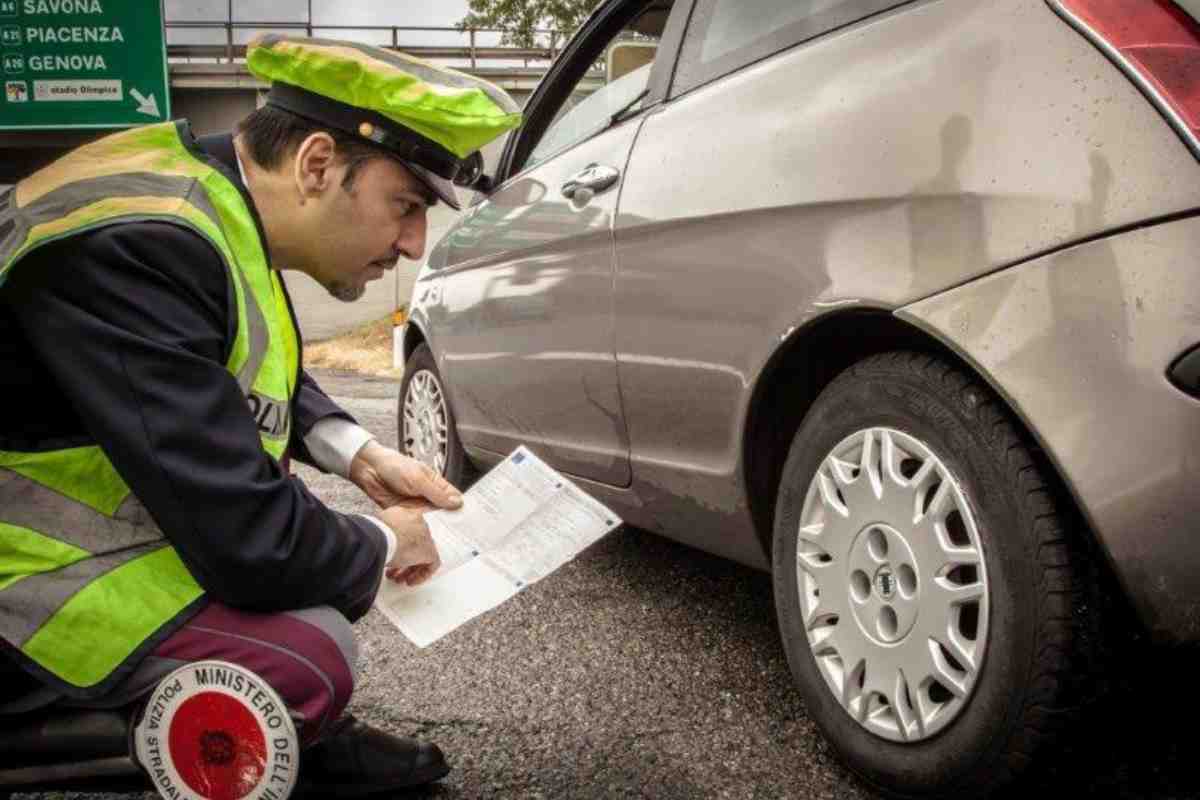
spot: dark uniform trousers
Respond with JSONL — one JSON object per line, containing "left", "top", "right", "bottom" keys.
{"left": 1, "top": 603, "right": 357, "bottom": 747}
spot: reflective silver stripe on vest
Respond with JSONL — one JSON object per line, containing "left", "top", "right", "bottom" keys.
{"left": 1, "top": 172, "right": 215, "bottom": 271}
{"left": 0, "top": 468, "right": 164, "bottom": 555}
{"left": 0, "top": 184, "right": 26, "bottom": 272}
{"left": 30, "top": 171, "right": 221, "bottom": 228}
{"left": 0, "top": 172, "right": 270, "bottom": 395}
{"left": 0, "top": 541, "right": 166, "bottom": 646}
{"left": 231, "top": 260, "right": 270, "bottom": 397}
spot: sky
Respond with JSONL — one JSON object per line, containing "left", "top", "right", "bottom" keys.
{"left": 164, "top": 1, "right": 492, "bottom": 47}
{"left": 165, "top": 0, "right": 471, "bottom": 26}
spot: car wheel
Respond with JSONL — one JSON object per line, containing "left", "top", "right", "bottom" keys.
{"left": 773, "top": 352, "right": 1091, "bottom": 798}
{"left": 399, "top": 343, "right": 475, "bottom": 488}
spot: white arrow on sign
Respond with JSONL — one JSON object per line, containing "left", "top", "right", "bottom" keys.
{"left": 130, "top": 88, "right": 159, "bottom": 118}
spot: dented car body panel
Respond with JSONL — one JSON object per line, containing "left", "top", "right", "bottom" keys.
{"left": 406, "top": 0, "right": 1200, "bottom": 639}
{"left": 899, "top": 217, "right": 1200, "bottom": 642}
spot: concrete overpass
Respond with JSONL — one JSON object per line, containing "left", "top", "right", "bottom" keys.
{"left": 0, "top": 31, "right": 601, "bottom": 183}
{"left": 166, "top": 59, "right": 568, "bottom": 140}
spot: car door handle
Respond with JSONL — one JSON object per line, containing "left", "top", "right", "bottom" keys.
{"left": 561, "top": 163, "right": 620, "bottom": 200}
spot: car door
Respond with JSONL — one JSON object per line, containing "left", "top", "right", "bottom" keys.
{"left": 432, "top": 0, "right": 683, "bottom": 486}
{"left": 610, "top": 0, "right": 921, "bottom": 563}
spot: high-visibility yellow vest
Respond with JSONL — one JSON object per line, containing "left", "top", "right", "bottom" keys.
{"left": 0, "top": 120, "right": 299, "bottom": 695}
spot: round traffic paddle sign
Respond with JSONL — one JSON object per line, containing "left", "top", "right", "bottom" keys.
{"left": 134, "top": 660, "right": 299, "bottom": 800}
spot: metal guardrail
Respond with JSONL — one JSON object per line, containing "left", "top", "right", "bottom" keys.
{"left": 164, "top": 22, "right": 565, "bottom": 70}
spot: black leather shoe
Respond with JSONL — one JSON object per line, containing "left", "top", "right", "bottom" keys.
{"left": 297, "top": 715, "right": 449, "bottom": 796}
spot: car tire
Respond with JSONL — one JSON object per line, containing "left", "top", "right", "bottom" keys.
{"left": 398, "top": 343, "right": 476, "bottom": 488}
{"left": 773, "top": 351, "right": 1094, "bottom": 798}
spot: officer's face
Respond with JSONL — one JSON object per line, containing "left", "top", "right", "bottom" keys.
{"left": 300, "top": 142, "right": 430, "bottom": 303}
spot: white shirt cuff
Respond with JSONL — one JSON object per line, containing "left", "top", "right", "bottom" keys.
{"left": 362, "top": 515, "right": 397, "bottom": 564}
{"left": 304, "top": 418, "right": 375, "bottom": 479}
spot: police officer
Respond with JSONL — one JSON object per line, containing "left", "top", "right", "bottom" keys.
{"left": 0, "top": 35, "right": 520, "bottom": 794}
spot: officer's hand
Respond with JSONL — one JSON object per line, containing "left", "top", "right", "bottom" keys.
{"left": 349, "top": 441, "right": 463, "bottom": 511}
{"left": 378, "top": 502, "right": 442, "bottom": 587}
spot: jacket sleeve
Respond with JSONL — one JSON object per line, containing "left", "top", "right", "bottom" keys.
{"left": 1, "top": 221, "right": 385, "bottom": 621}
{"left": 287, "top": 369, "right": 358, "bottom": 469}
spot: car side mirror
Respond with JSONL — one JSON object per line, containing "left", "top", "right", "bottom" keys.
{"left": 451, "top": 151, "right": 500, "bottom": 200}
{"left": 469, "top": 132, "right": 515, "bottom": 199}
{"left": 452, "top": 151, "right": 486, "bottom": 189}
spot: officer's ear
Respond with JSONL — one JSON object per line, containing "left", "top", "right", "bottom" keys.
{"left": 293, "top": 132, "right": 337, "bottom": 201}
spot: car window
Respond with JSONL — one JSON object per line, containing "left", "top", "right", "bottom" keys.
{"left": 527, "top": 62, "right": 654, "bottom": 169}
{"left": 514, "top": 1, "right": 675, "bottom": 174}
{"left": 673, "top": 0, "right": 912, "bottom": 96}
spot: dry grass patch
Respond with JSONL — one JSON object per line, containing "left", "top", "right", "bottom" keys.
{"left": 303, "top": 315, "right": 401, "bottom": 377}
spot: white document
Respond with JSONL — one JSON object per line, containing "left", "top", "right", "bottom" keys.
{"left": 374, "top": 446, "right": 622, "bottom": 647}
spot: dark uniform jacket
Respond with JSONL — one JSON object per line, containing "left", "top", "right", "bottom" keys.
{"left": 0, "top": 133, "right": 387, "bottom": 642}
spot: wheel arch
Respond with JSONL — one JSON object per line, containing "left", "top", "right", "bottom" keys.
{"left": 743, "top": 309, "right": 954, "bottom": 557}
{"left": 741, "top": 309, "right": 1124, "bottom": 616}
{"left": 400, "top": 319, "right": 466, "bottom": 435}
{"left": 402, "top": 318, "right": 430, "bottom": 364}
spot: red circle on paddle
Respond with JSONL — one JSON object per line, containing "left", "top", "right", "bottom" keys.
{"left": 168, "top": 691, "right": 267, "bottom": 800}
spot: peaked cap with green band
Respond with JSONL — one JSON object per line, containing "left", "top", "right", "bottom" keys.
{"left": 246, "top": 35, "right": 522, "bottom": 208}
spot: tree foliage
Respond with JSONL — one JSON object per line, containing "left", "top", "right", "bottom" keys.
{"left": 459, "top": 0, "right": 604, "bottom": 49}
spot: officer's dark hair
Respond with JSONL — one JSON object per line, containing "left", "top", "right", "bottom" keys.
{"left": 237, "top": 105, "right": 396, "bottom": 193}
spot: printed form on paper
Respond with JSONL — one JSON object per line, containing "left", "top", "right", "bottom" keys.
{"left": 374, "top": 446, "right": 623, "bottom": 647}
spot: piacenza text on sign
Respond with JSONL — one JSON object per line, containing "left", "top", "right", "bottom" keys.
{"left": 18, "top": 1, "right": 122, "bottom": 74}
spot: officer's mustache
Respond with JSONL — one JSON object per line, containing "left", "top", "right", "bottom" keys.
{"left": 369, "top": 254, "right": 398, "bottom": 269}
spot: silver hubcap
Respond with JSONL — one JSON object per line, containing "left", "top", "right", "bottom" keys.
{"left": 796, "top": 427, "right": 989, "bottom": 742}
{"left": 402, "top": 370, "right": 449, "bottom": 474}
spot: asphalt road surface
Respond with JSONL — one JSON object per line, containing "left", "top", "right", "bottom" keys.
{"left": 17, "top": 370, "right": 1199, "bottom": 799}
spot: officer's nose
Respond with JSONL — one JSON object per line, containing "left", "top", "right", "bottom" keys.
{"left": 395, "top": 209, "right": 427, "bottom": 263}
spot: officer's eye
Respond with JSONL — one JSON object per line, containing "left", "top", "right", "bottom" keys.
{"left": 394, "top": 197, "right": 422, "bottom": 217}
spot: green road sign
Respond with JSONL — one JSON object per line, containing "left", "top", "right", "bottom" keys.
{"left": 0, "top": 0, "right": 169, "bottom": 129}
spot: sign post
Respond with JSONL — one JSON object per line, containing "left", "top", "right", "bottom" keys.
{"left": 0, "top": 0, "right": 169, "bottom": 129}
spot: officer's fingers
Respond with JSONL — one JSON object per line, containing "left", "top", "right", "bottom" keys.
{"left": 400, "top": 563, "right": 435, "bottom": 587}
{"left": 414, "top": 535, "right": 440, "bottom": 574}
{"left": 387, "top": 496, "right": 430, "bottom": 511}
{"left": 414, "top": 468, "right": 463, "bottom": 510}
{"left": 391, "top": 456, "right": 433, "bottom": 489}
{"left": 418, "top": 532, "right": 441, "bottom": 569}
{"left": 387, "top": 561, "right": 431, "bottom": 585}
{"left": 367, "top": 487, "right": 403, "bottom": 509}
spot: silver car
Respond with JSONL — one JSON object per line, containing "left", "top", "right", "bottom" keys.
{"left": 399, "top": 0, "right": 1200, "bottom": 795}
